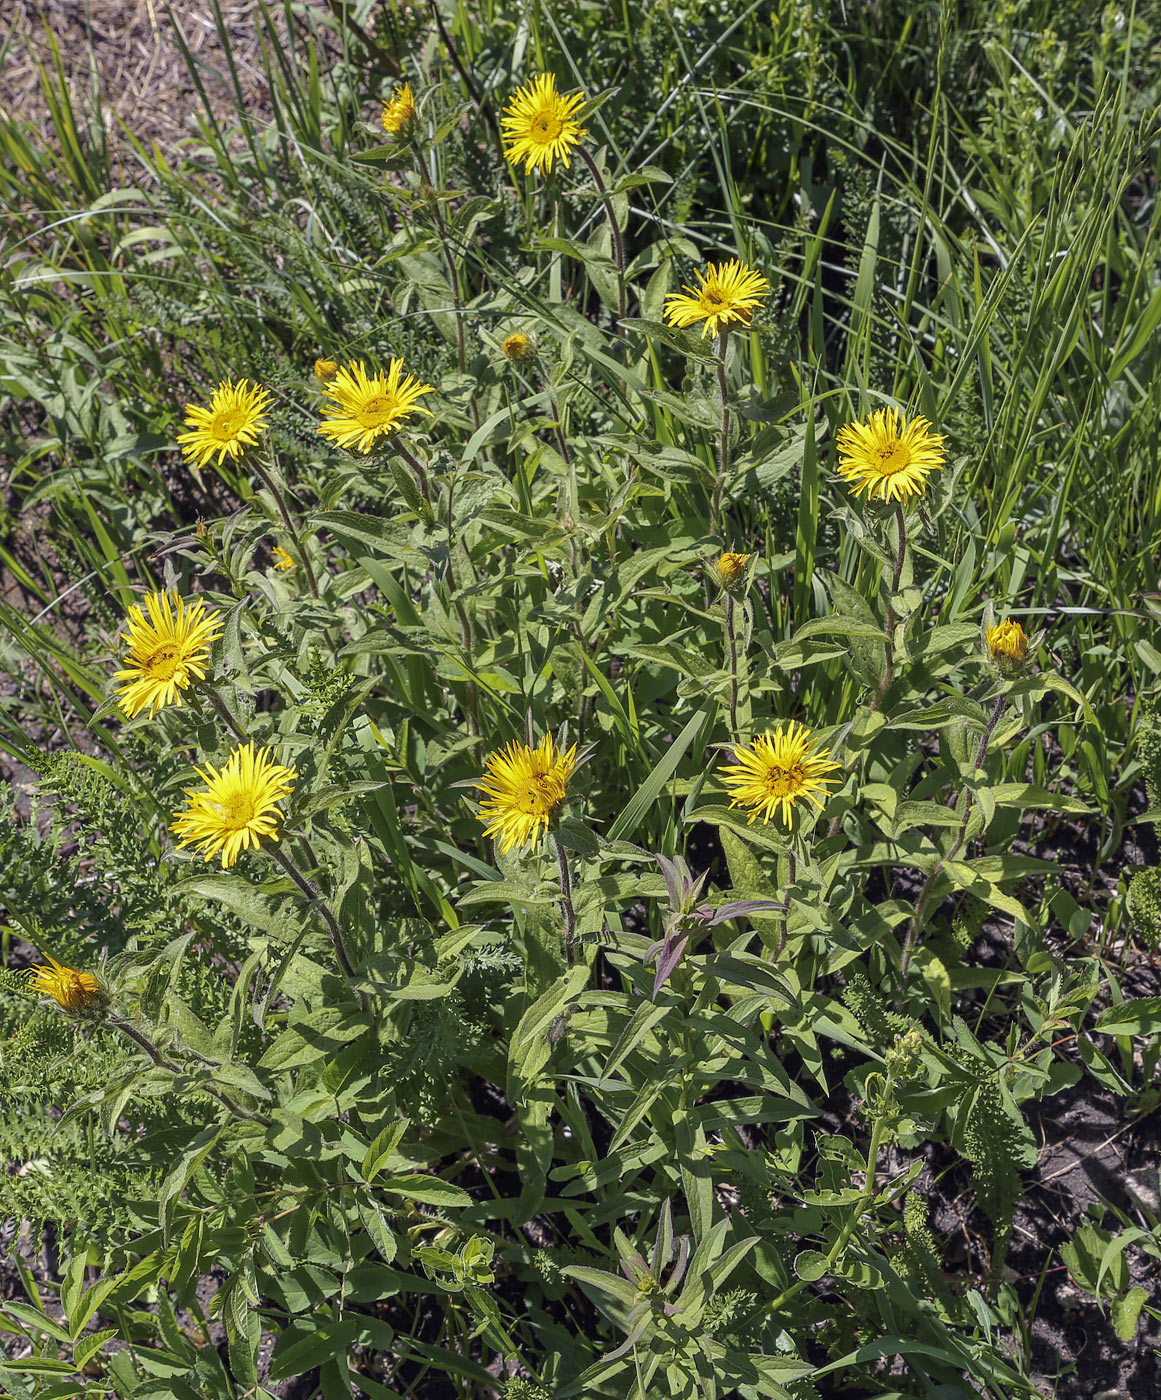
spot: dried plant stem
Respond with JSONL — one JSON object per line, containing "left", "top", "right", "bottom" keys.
{"left": 870, "top": 501, "right": 906, "bottom": 713}
{"left": 553, "top": 834, "right": 577, "bottom": 964}
{"left": 713, "top": 332, "right": 729, "bottom": 540}
{"left": 577, "top": 146, "right": 626, "bottom": 327}
{"left": 252, "top": 455, "right": 320, "bottom": 600}
{"left": 898, "top": 692, "right": 1008, "bottom": 991}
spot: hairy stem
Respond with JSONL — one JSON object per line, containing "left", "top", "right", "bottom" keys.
{"left": 553, "top": 834, "right": 577, "bottom": 964}
{"left": 412, "top": 142, "right": 468, "bottom": 381}
{"left": 776, "top": 849, "right": 796, "bottom": 958}
{"left": 869, "top": 500, "right": 907, "bottom": 713}
{"left": 713, "top": 332, "right": 730, "bottom": 540}
{"left": 112, "top": 1020, "right": 268, "bottom": 1124}
{"left": 725, "top": 594, "right": 740, "bottom": 740}
{"left": 578, "top": 146, "right": 626, "bottom": 327}
{"left": 393, "top": 435, "right": 432, "bottom": 504}
{"left": 252, "top": 455, "right": 320, "bottom": 600}
{"left": 898, "top": 692, "right": 1008, "bottom": 991}
{"left": 270, "top": 843, "right": 358, "bottom": 981}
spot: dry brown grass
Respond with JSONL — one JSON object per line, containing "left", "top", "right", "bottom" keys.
{"left": 0, "top": 0, "right": 279, "bottom": 149}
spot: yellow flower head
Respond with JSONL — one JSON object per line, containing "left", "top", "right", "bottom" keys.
{"left": 719, "top": 721, "right": 841, "bottom": 827}
{"left": 835, "top": 407, "right": 947, "bottom": 503}
{"left": 318, "top": 359, "right": 435, "bottom": 454}
{"left": 502, "top": 332, "right": 534, "bottom": 362}
{"left": 381, "top": 82, "right": 416, "bottom": 135}
{"left": 314, "top": 358, "right": 339, "bottom": 381}
{"left": 272, "top": 545, "right": 296, "bottom": 571}
{"left": 501, "top": 73, "right": 587, "bottom": 175}
{"left": 171, "top": 741, "right": 297, "bottom": 869}
{"left": 714, "top": 552, "right": 751, "bottom": 589}
{"left": 112, "top": 591, "right": 223, "bottom": 719}
{"left": 986, "top": 618, "right": 1029, "bottom": 665}
{"left": 664, "top": 259, "right": 770, "bottom": 339}
{"left": 475, "top": 734, "right": 578, "bottom": 853}
{"left": 29, "top": 955, "right": 105, "bottom": 1015}
{"left": 176, "top": 379, "right": 272, "bottom": 469}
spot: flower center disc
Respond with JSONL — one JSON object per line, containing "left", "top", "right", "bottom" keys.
{"left": 357, "top": 395, "right": 396, "bottom": 428}
{"left": 145, "top": 643, "right": 181, "bottom": 680}
{"left": 219, "top": 793, "right": 258, "bottom": 830}
{"left": 874, "top": 439, "right": 910, "bottom": 475}
{"left": 519, "top": 774, "right": 560, "bottom": 816}
{"left": 212, "top": 408, "right": 246, "bottom": 440}
{"left": 765, "top": 763, "right": 804, "bottom": 797}
{"left": 702, "top": 291, "right": 723, "bottom": 307}
{"left": 533, "top": 109, "right": 564, "bottom": 140}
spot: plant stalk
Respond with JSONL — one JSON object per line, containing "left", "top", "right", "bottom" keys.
{"left": 899, "top": 692, "right": 1008, "bottom": 990}
{"left": 578, "top": 146, "right": 626, "bottom": 327}
{"left": 553, "top": 834, "right": 577, "bottom": 964}
{"left": 725, "top": 593, "right": 740, "bottom": 740}
{"left": 713, "top": 331, "right": 730, "bottom": 540}
{"left": 412, "top": 142, "right": 468, "bottom": 383}
{"left": 252, "top": 455, "right": 320, "bottom": 600}
{"left": 393, "top": 435, "right": 432, "bottom": 504}
{"left": 112, "top": 1019, "right": 268, "bottom": 1124}
{"left": 869, "top": 500, "right": 907, "bottom": 713}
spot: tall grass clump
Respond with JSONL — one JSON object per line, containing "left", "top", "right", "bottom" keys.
{"left": 1, "top": 1, "right": 1160, "bottom": 1396}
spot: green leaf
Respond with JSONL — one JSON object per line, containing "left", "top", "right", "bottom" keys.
{"left": 1094, "top": 998, "right": 1161, "bottom": 1035}
{"left": 608, "top": 701, "right": 716, "bottom": 842}
{"left": 1112, "top": 1285, "right": 1149, "bottom": 1341}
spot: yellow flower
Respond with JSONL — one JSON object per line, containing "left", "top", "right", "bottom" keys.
{"left": 714, "top": 552, "right": 751, "bottom": 588}
{"left": 318, "top": 359, "right": 435, "bottom": 454}
{"left": 381, "top": 82, "right": 416, "bottom": 135}
{"left": 176, "top": 379, "right": 271, "bottom": 469}
{"left": 475, "top": 734, "right": 578, "bottom": 853}
{"left": 502, "top": 332, "right": 533, "bottom": 362}
{"left": 719, "top": 722, "right": 841, "bottom": 827}
{"left": 663, "top": 259, "right": 770, "bottom": 339}
{"left": 314, "top": 358, "right": 339, "bottom": 381}
{"left": 501, "top": 73, "right": 587, "bottom": 175}
{"left": 29, "top": 955, "right": 104, "bottom": 1014}
{"left": 171, "top": 741, "right": 297, "bottom": 869}
{"left": 272, "top": 545, "right": 296, "bottom": 571}
{"left": 986, "top": 618, "right": 1028, "bottom": 663}
{"left": 112, "top": 591, "right": 223, "bottom": 719}
{"left": 835, "top": 407, "right": 947, "bottom": 503}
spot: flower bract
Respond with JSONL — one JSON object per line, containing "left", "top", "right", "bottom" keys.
{"left": 835, "top": 407, "right": 948, "bottom": 503}
{"left": 502, "top": 332, "right": 533, "bottom": 361}
{"left": 715, "top": 552, "right": 751, "bottom": 588}
{"left": 501, "top": 73, "right": 587, "bottom": 175}
{"left": 318, "top": 359, "right": 434, "bottom": 454}
{"left": 986, "top": 618, "right": 1028, "bottom": 663}
{"left": 29, "top": 955, "right": 104, "bottom": 1014}
{"left": 663, "top": 259, "right": 770, "bottom": 339}
{"left": 113, "top": 591, "right": 223, "bottom": 719}
{"left": 171, "top": 741, "right": 297, "bottom": 869}
{"left": 381, "top": 82, "right": 416, "bottom": 135}
{"left": 176, "top": 379, "right": 271, "bottom": 469}
{"left": 476, "top": 734, "right": 577, "bottom": 853}
{"left": 719, "top": 722, "right": 841, "bottom": 827}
